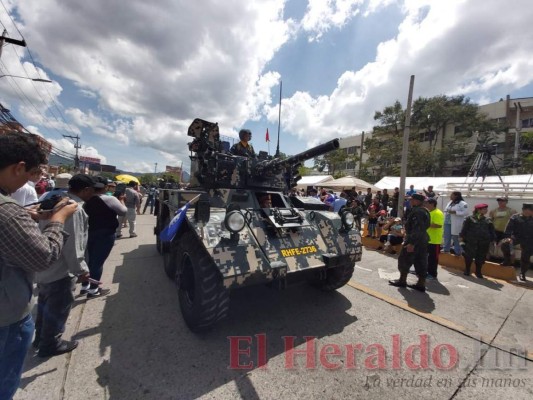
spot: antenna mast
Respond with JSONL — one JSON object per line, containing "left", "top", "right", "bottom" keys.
{"left": 275, "top": 80, "right": 282, "bottom": 157}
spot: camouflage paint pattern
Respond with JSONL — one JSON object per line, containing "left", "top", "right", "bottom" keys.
{"left": 158, "top": 118, "right": 362, "bottom": 291}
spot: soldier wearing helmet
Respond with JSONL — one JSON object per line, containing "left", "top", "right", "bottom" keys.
{"left": 230, "top": 129, "right": 256, "bottom": 158}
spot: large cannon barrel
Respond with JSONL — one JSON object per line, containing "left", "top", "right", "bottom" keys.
{"left": 283, "top": 138, "right": 340, "bottom": 166}
{"left": 252, "top": 138, "right": 340, "bottom": 177}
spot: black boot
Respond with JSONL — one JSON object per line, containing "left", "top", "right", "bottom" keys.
{"left": 475, "top": 264, "right": 484, "bottom": 279}
{"left": 464, "top": 256, "right": 472, "bottom": 276}
{"left": 519, "top": 272, "right": 527, "bottom": 281}
{"left": 408, "top": 276, "right": 426, "bottom": 292}
{"left": 389, "top": 273, "right": 407, "bottom": 288}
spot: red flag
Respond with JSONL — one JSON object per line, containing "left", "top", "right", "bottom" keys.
{"left": 265, "top": 128, "right": 270, "bottom": 142}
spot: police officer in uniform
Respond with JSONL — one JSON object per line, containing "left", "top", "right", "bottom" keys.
{"left": 389, "top": 193, "right": 431, "bottom": 292}
{"left": 501, "top": 203, "right": 533, "bottom": 281}
{"left": 230, "top": 129, "right": 256, "bottom": 158}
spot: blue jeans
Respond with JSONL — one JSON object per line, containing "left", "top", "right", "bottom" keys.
{"left": 143, "top": 196, "right": 155, "bottom": 214}
{"left": 442, "top": 223, "right": 462, "bottom": 255}
{"left": 35, "top": 277, "right": 75, "bottom": 353}
{"left": 0, "top": 314, "right": 34, "bottom": 400}
{"left": 87, "top": 229, "right": 116, "bottom": 289}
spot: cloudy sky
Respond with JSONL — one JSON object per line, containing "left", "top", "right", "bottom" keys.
{"left": 1, "top": 0, "right": 532, "bottom": 173}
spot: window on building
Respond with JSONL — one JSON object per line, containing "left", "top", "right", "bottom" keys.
{"left": 521, "top": 118, "right": 533, "bottom": 128}
{"left": 345, "top": 146, "right": 358, "bottom": 155}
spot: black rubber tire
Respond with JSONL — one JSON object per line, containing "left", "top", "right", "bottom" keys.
{"left": 309, "top": 264, "right": 355, "bottom": 291}
{"left": 156, "top": 215, "right": 170, "bottom": 255}
{"left": 174, "top": 231, "right": 229, "bottom": 332}
{"left": 163, "top": 241, "right": 175, "bottom": 279}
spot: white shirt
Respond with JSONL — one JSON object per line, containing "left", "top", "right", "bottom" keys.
{"left": 11, "top": 182, "right": 39, "bottom": 206}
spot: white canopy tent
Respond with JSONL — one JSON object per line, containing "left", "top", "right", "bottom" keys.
{"left": 322, "top": 175, "right": 379, "bottom": 191}
{"left": 295, "top": 175, "right": 334, "bottom": 190}
{"left": 374, "top": 174, "right": 533, "bottom": 196}
{"left": 374, "top": 174, "right": 533, "bottom": 213}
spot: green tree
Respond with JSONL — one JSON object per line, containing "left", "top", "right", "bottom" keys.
{"left": 367, "top": 95, "right": 501, "bottom": 177}
{"left": 313, "top": 148, "right": 348, "bottom": 176}
{"left": 139, "top": 173, "right": 157, "bottom": 185}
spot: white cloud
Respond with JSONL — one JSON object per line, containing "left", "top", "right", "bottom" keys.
{"left": 301, "top": 0, "right": 363, "bottom": 41}
{"left": 65, "top": 108, "right": 130, "bottom": 144}
{"left": 46, "top": 137, "right": 107, "bottom": 164}
{"left": 266, "top": 0, "right": 533, "bottom": 146}
{"left": 5, "top": 0, "right": 533, "bottom": 168}
{"left": 121, "top": 160, "right": 153, "bottom": 173}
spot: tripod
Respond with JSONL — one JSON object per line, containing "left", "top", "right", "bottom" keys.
{"left": 467, "top": 147, "right": 505, "bottom": 191}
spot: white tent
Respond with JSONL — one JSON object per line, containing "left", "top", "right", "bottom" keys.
{"left": 296, "top": 175, "right": 334, "bottom": 189}
{"left": 374, "top": 174, "right": 533, "bottom": 213}
{"left": 375, "top": 174, "right": 533, "bottom": 195}
{"left": 322, "top": 175, "right": 379, "bottom": 191}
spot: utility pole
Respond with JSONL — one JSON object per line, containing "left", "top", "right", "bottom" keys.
{"left": 0, "top": 29, "right": 26, "bottom": 60}
{"left": 63, "top": 134, "right": 81, "bottom": 171}
{"left": 358, "top": 131, "right": 365, "bottom": 177}
{"left": 154, "top": 162, "right": 158, "bottom": 174}
{"left": 513, "top": 102, "right": 522, "bottom": 175}
{"left": 398, "top": 75, "right": 415, "bottom": 219}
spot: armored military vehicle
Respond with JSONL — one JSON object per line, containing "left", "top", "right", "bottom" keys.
{"left": 155, "top": 118, "right": 362, "bottom": 332}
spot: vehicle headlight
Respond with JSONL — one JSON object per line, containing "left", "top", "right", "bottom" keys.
{"left": 341, "top": 211, "right": 354, "bottom": 230}
{"left": 225, "top": 210, "right": 246, "bottom": 233}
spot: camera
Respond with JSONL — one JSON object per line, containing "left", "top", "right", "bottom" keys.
{"left": 39, "top": 194, "right": 64, "bottom": 211}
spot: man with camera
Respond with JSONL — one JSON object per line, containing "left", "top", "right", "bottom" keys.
{"left": 0, "top": 133, "right": 78, "bottom": 400}
{"left": 33, "top": 174, "right": 102, "bottom": 358}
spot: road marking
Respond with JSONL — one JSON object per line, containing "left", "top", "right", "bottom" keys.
{"left": 355, "top": 264, "right": 372, "bottom": 272}
{"left": 456, "top": 284, "right": 469, "bottom": 289}
{"left": 347, "top": 280, "right": 533, "bottom": 361}
{"left": 377, "top": 268, "right": 399, "bottom": 280}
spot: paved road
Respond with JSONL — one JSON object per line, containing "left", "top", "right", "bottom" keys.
{"left": 15, "top": 215, "right": 532, "bottom": 400}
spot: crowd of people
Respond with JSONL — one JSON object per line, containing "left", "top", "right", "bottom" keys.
{"left": 295, "top": 182, "right": 532, "bottom": 292}
{"left": 0, "top": 132, "right": 167, "bottom": 399}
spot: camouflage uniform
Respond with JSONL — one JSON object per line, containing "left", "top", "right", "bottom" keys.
{"left": 501, "top": 212, "right": 533, "bottom": 278}
{"left": 397, "top": 205, "right": 431, "bottom": 279}
{"left": 230, "top": 141, "right": 256, "bottom": 158}
{"left": 460, "top": 214, "right": 495, "bottom": 276}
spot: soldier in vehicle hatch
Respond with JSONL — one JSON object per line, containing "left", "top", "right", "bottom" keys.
{"left": 389, "top": 193, "right": 431, "bottom": 292}
{"left": 230, "top": 129, "right": 256, "bottom": 158}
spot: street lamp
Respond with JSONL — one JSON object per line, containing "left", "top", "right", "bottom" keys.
{"left": 0, "top": 74, "right": 52, "bottom": 83}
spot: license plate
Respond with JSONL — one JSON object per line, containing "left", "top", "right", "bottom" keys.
{"left": 281, "top": 245, "right": 318, "bottom": 257}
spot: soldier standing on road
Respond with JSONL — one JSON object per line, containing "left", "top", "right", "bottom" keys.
{"left": 501, "top": 203, "right": 533, "bottom": 281}
{"left": 389, "top": 193, "right": 431, "bottom": 292}
{"left": 460, "top": 204, "right": 496, "bottom": 279}
{"left": 230, "top": 129, "right": 256, "bottom": 158}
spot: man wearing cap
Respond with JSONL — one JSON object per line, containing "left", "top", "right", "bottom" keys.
{"left": 489, "top": 197, "right": 517, "bottom": 244}
{"left": 389, "top": 193, "right": 431, "bottom": 292}
{"left": 33, "top": 174, "right": 99, "bottom": 357}
{"left": 460, "top": 204, "right": 496, "bottom": 278}
{"left": 230, "top": 129, "right": 256, "bottom": 158}
{"left": 501, "top": 203, "right": 533, "bottom": 281}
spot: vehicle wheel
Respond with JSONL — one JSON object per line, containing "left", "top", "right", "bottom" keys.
{"left": 156, "top": 216, "right": 170, "bottom": 255}
{"left": 163, "top": 240, "right": 179, "bottom": 279}
{"left": 174, "top": 231, "right": 229, "bottom": 332}
{"left": 309, "top": 264, "right": 354, "bottom": 291}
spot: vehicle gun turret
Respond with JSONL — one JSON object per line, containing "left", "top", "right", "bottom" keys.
{"left": 186, "top": 118, "right": 339, "bottom": 191}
